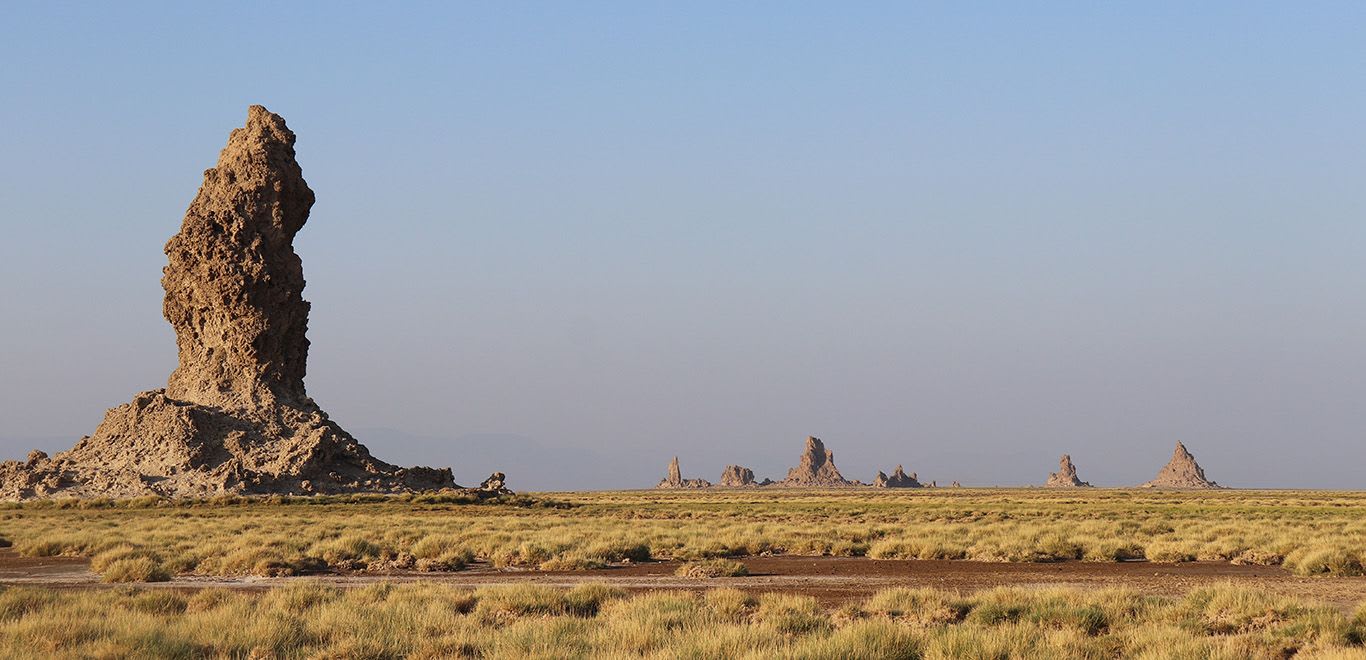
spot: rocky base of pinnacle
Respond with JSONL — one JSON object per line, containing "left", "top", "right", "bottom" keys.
{"left": 656, "top": 478, "right": 712, "bottom": 489}
{"left": 719, "top": 465, "right": 774, "bottom": 487}
{"left": 778, "top": 436, "right": 852, "bottom": 487}
{"left": 873, "top": 465, "right": 922, "bottom": 488}
{"left": 1044, "top": 454, "right": 1091, "bottom": 488}
{"left": 1140, "top": 442, "right": 1221, "bottom": 489}
{"left": 0, "top": 390, "right": 459, "bottom": 500}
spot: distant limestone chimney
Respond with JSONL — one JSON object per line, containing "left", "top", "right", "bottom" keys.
{"left": 1044, "top": 454, "right": 1091, "bottom": 487}
{"left": 719, "top": 465, "right": 758, "bottom": 487}
{"left": 779, "top": 436, "right": 851, "bottom": 487}
{"left": 873, "top": 464, "right": 923, "bottom": 488}
{"left": 1140, "top": 442, "right": 1220, "bottom": 489}
{"left": 656, "top": 456, "right": 710, "bottom": 489}
{"left": 0, "top": 105, "right": 456, "bottom": 500}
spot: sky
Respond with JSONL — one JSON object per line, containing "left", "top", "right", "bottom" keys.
{"left": 1, "top": 2, "right": 1364, "bottom": 490}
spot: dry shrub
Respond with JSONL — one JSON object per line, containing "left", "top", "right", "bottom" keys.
{"left": 185, "top": 588, "right": 238, "bottom": 613}
{"left": 309, "top": 535, "right": 384, "bottom": 569}
{"left": 1144, "top": 540, "right": 1197, "bottom": 563}
{"left": 473, "top": 583, "right": 623, "bottom": 622}
{"left": 101, "top": 557, "right": 170, "bottom": 583}
{"left": 866, "top": 588, "right": 970, "bottom": 625}
{"left": 792, "top": 619, "right": 922, "bottom": 659}
{"left": 755, "top": 593, "right": 830, "bottom": 636}
{"left": 702, "top": 588, "right": 757, "bottom": 622}
{"left": 675, "top": 559, "right": 749, "bottom": 578}
{"left": 127, "top": 591, "right": 187, "bottom": 615}
{"left": 0, "top": 589, "right": 55, "bottom": 621}
{"left": 1285, "top": 547, "right": 1366, "bottom": 577}
{"left": 1180, "top": 584, "right": 1313, "bottom": 636}
{"left": 91, "top": 545, "right": 162, "bottom": 574}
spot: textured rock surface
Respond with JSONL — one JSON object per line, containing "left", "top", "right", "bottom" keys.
{"left": 1141, "top": 442, "right": 1220, "bottom": 489}
{"left": 718, "top": 465, "right": 754, "bottom": 487}
{"left": 718, "top": 465, "right": 771, "bottom": 487}
{"left": 873, "top": 465, "right": 922, "bottom": 488}
{"left": 479, "top": 472, "right": 510, "bottom": 493}
{"left": 0, "top": 106, "right": 462, "bottom": 500}
{"left": 1044, "top": 454, "right": 1091, "bottom": 488}
{"left": 163, "top": 106, "right": 315, "bottom": 411}
{"left": 656, "top": 457, "right": 711, "bottom": 489}
{"left": 779, "top": 437, "right": 851, "bottom": 487}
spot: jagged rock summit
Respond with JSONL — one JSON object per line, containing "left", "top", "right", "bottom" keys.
{"left": 718, "top": 465, "right": 772, "bottom": 487}
{"left": 1044, "top": 454, "right": 1091, "bottom": 488}
{"left": 656, "top": 457, "right": 711, "bottom": 489}
{"left": 0, "top": 106, "right": 461, "bottom": 500}
{"left": 873, "top": 465, "right": 922, "bottom": 488}
{"left": 719, "top": 465, "right": 756, "bottom": 487}
{"left": 780, "top": 436, "right": 851, "bottom": 487}
{"left": 1141, "top": 442, "right": 1220, "bottom": 489}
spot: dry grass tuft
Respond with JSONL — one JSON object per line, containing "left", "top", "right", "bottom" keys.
{"left": 4, "top": 489, "right": 1366, "bottom": 583}
{"left": 0, "top": 583, "right": 1358, "bottom": 657}
{"left": 100, "top": 557, "right": 170, "bottom": 583}
{"left": 675, "top": 558, "right": 749, "bottom": 578}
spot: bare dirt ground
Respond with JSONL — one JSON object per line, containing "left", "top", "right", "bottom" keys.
{"left": 4, "top": 550, "right": 1361, "bottom": 609}
{"left": 0, "top": 552, "right": 92, "bottom": 586}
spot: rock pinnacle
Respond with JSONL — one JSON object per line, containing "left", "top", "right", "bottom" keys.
{"left": 779, "top": 436, "right": 851, "bottom": 487}
{"left": 1044, "top": 454, "right": 1091, "bottom": 487}
{"left": 0, "top": 106, "right": 463, "bottom": 499}
{"left": 1140, "top": 442, "right": 1220, "bottom": 489}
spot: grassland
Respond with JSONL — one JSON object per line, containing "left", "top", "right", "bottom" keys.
{"left": 2, "top": 488, "right": 1365, "bottom": 583}
{"left": 2, "top": 582, "right": 1365, "bottom": 658}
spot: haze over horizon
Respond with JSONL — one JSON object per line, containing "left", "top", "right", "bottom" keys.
{"left": 2, "top": 3, "right": 1364, "bottom": 490}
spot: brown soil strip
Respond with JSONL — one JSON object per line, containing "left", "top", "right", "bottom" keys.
{"left": 3, "top": 551, "right": 1361, "bottom": 610}
{"left": 0, "top": 552, "right": 94, "bottom": 585}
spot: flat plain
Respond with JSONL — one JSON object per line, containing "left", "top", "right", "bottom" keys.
{"left": 5, "top": 489, "right": 1365, "bottom": 579}
{"left": 3, "top": 488, "right": 1366, "bottom": 658}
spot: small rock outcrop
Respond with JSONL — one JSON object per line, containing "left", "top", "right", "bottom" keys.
{"left": 1141, "top": 442, "right": 1221, "bottom": 489}
{"left": 1044, "top": 454, "right": 1091, "bottom": 488}
{"left": 0, "top": 106, "right": 463, "bottom": 500}
{"left": 656, "top": 457, "right": 711, "bottom": 489}
{"left": 479, "top": 472, "right": 510, "bottom": 493}
{"left": 779, "top": 436, "right": 851, "bottom": 487}
{"left": 873, "top": 465, "right": 922, "bottom": 488}
{"left": 719, "top": 465, "right": 758, "bottom": 487}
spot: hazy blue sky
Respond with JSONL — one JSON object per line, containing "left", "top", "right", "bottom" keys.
{"left": 2, "top": 3, "right": 1364, "bottom": 489}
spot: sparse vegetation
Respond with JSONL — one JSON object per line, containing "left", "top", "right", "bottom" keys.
{"left": 100, "top": 559, "right": 169, "bottom": 584}
{"left": 676, "top": 558, "right": 749, "bottom": 578}
{"left": 4, "top": 489, "right": 1366, "bottom": 581}
{"left": 0, "top": 582, "right": 1360, "bottom": 657}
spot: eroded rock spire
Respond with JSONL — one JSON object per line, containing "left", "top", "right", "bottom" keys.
{"left": 656, "top": 456, "right": 710, "bottom": 489}
{"left": 1141, "top": 442, "right": 1220, "bottom": 489}
{"left": 779, "top": 436, "right": 851, "bottom": 487}
{"left": 0, "top": 106, "right": 464, "bottom": 499}
{"left": 164, "top": 105, "right": 315, "bottom": 410}
{"left": 1044, "top": 454, "right": 1091, "bottom": 488}
{"left": 873, "top": 465, "right": 922, "bottom": 488}
{"left": 719, "top": 465, "right": 757, "bottom": 487}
